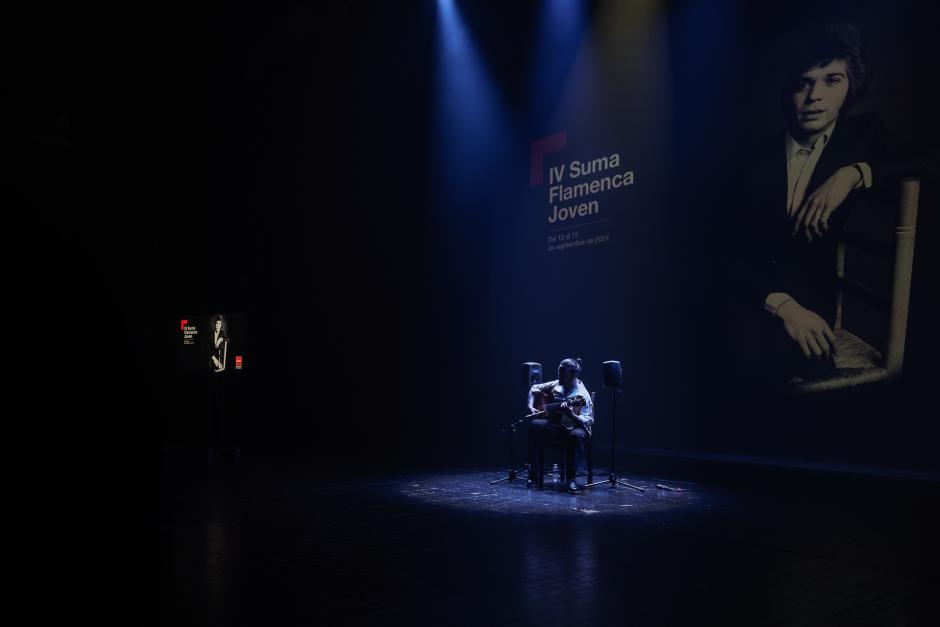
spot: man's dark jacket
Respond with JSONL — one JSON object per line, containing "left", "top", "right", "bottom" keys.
{"left": 738, "top": 112, "right": 907, "bottom": 325}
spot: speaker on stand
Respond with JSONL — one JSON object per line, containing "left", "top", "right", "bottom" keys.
{"left": 584, "top": 360, "right": 645, "bottom": 492}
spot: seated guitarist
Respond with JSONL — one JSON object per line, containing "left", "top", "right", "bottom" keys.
{"left": 526, "top": 358, "right": 594, "bottom": 492}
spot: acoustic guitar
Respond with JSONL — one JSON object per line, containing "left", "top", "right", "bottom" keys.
{"left": 526, "top": 392, "right": 587, "bottom": 431}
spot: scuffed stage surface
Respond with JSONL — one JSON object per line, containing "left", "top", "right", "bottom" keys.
{"left": 397, "top": 469, "right": 702, "bottom": 516}
{"left": 155, "top": 456, "right": 940, "bottom": 626}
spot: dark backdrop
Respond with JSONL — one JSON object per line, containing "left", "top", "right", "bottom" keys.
{"left": 15, "top": 0, "right": 939, "bottom": 491}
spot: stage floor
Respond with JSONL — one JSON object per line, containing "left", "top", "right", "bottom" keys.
{"left": 154, "top": 458, "right": 940, "bottom": 626}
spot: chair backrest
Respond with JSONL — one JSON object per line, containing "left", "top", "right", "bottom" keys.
{"left": 590, "top": 391, "right": 596, "bottom": 434}
{"left": 835, "top": 177, "right": 920, "bottom": 378}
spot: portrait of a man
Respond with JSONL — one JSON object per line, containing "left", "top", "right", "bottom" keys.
{"left": 733, "top": 23, "right": 911, "bottom": 386}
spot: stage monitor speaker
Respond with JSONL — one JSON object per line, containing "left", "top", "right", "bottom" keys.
{"left": 522, "top": 362, "right": 542, "bottom": 387}
{"left": 602, "top": 360, "right": 622, "bottom": 389}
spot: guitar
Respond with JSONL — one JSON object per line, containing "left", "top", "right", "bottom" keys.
{"left": 526, "top": 392, "right": 588, "bottom": 430}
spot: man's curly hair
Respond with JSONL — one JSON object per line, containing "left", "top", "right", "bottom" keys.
{"left": 781, "top": 24, "right": 871, "bottom": 115}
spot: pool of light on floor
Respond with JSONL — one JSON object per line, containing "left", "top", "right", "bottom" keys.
{"left": 390, "top": 469, "right": 704, "bottom": 516}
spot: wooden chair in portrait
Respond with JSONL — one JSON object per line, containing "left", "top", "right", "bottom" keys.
{"left": 792, "top": 177, "right": 920, "bottom": 393}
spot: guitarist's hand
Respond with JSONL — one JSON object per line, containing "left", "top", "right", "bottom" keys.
{"left": 527, "top": 406, "right": 539, "bottom": 416}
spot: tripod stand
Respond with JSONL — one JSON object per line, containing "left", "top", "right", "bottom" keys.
{"left": 493, "top": 362, "right": 545, "bottom": 485}
{"left": 491, "top": 413, "right": 530, "bottom": 485}
{"left": 584, "top": 385, "right": 644, "bottom": 492}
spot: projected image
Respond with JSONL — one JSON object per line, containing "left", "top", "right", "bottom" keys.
{"left": 210, "top": 315, "right": 228, "bottom": 373}
{"left": 734, "top": 24, "right": 919, "bottom": 393}
{"left": 179, "top": 313, "right": 247, "bottom": 375}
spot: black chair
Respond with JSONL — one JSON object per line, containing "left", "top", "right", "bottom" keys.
{"left": 537, "top": 391, "right": 595, "bottom": 487}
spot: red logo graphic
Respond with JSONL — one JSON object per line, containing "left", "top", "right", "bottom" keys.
{"left": 180, "top": 319, "right": 188, "bottom": 330}
{"left": 235, "top": 356, "right": 243, "bottom": 370}
{"left": 530, "top": 131, "right": 567, "bottom": 187}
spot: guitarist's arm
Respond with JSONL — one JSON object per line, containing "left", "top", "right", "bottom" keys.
{"left": 573, "top": 384, "right": 594, "bottom": 428}
{"left": 527, "top": 383, "right": 552, "bottom": 415}
{"left": 526, "top": 388, "right": 541, "bottom": 415}
{"left": 561, "top": 401, "right": 588, "bottom": 426}
{"left": 574, "top": 403, "right": 594, "bottom": 428}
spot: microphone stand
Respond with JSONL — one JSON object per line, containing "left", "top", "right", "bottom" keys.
{"left": 583, "top": 388, "right": 644, "bottom": 492}
{"left": 490, "top": 413, "right": 532, "bottom": 485}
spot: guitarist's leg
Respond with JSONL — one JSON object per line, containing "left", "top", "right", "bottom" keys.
{"left": 566, "top": 428, "right": 587, "bottom": 486}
